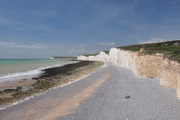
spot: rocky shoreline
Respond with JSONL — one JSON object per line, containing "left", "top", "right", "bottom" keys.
{"left": 0, "top": 61, "right": 103, "bottom": 106}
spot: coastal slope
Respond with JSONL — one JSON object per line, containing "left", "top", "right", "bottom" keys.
{"left": 77, "top": 48, "right": 180, "bottom": 99}
{"left": 1, "top": 64, "right": 180, "bottom": 119}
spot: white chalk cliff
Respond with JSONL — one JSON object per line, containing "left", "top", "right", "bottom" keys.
{"left": 77, "top": 48, "right": 180, "bottom": 99}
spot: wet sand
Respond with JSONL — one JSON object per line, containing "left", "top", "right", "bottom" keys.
{"left": 0, "top": 61, "right": 103, "bottom": 106}
{"left": 0, "top": 79, "right": 36, "bottom": 90}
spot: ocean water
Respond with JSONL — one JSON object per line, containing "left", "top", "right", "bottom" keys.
{"left": 0, "top": 59, "right": 74, "bottom": 83}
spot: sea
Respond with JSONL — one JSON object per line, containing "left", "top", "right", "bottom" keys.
{"left": 0, "top": 59, "right": 74, "bottom": 83}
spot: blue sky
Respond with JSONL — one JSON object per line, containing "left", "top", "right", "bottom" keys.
{"left": 0, "top": 0, "right": 180, "bottom": 58}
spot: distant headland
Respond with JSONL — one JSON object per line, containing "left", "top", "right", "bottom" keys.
{"left": 50, "top": 56, "right": 77, "bottom": 61}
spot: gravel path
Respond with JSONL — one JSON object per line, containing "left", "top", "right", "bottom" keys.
{"left": 0, "top": 63, "right": 180, "bottom": 120}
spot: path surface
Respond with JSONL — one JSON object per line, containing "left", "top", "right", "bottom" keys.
{"left": 0, "top": 63, "right": 180, "bottom": 120}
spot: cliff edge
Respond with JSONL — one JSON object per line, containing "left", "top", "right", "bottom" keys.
{"left": 77, "top": 48, "right": 180, "bottom": 99}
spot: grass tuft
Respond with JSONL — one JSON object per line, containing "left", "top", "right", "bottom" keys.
{"left": 118, "top": 40, "right": 180, "bottom": 63}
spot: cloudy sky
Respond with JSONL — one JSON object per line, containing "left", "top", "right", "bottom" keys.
{"left": 0, "top": 0, "right": 180, "bottom": 58}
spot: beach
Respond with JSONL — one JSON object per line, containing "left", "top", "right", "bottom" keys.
{"left": 1, "top": 63, "right": 180, "bottom": 120}
{"left": 0, "top": 0, "right": 179, "bottom": 119}
{"left": 0, "top": 59, "right": 74, "bottom": 82}
{"left": 0, "top": 61, "right": 103, "bottom": 106}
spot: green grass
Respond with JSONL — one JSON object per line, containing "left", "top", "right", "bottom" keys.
{"left": 83, "top": 51, "right": 109, "bottom": 57}
{"left": 118, "top": 40, "right": 180, "bottom": 63}
{"left": 83, "top": 54, "right": 98, "bottom": 57}
{"left": 103, "top": 50, "right": 110, "bottom": 54}
{"left": 82, "top": 40, "right": 180, "bottom": 63}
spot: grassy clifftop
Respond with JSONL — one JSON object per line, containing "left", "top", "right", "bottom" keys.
{"left": 118, "top": 40, "right": 180, "bottom": 63}
{"left": 82, "top": 40, "right": 180, "bottom": 63}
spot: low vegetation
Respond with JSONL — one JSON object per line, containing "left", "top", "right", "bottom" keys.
{"left": 83, "top": 54, "right": 98, "bottom": 57}
{"left": 118, "top": 40, "right": 180, "bottom": 63}
{"left": 103, "top": 50, "right": 110, "bottom": 54}
{"left": 82, "top": 40, "right": 180, "bottom": 63}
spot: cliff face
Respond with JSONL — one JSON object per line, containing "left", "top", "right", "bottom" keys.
{"left": 77, "top": 51, "right": 109, "bottom": 62}
{"left": 77, "top": 48, "right": 180, "bottom": 99}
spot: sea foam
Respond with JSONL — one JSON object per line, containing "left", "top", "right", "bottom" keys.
{"left": 0, "top": 61, "right": 77, "bottom": 83}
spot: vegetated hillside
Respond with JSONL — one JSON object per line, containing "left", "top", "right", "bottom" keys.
{"left": 118, "top": 40, "right": 180, "bottom": 63}
{"left": 83, "top": 54, "right": 98, "bottom": 57}
{"left": 51, "top": 56, "right": 77, "bottom": 60}
{"left": 82, "top": 40, "right": 180, "bottom": 63}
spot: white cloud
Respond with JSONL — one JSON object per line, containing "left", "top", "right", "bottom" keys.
{"left": 139, "top": 38, "right": 166, "bottom": 44}
{"left": 1, "top": 0, "right": 17, "bottom": 7}
{"left": 68, "top": 48, "right": 85, "bottom": 55}
{"left": 100, "top": 42, "right": 115, "bottom": 46}
{"left": 88, "top": 49, "right": 100, "bottom": 54}
{"left": 77, "top": 44, "right": 86, "bottom": 48}
{"left": 67, "top": 48, "right": 101, "bottom": 56}
{"left": 0, "top": 42, "right": 47, "bottom": 49}
{"left": 81, "top": 0, "right": 138, "bottom": 27}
